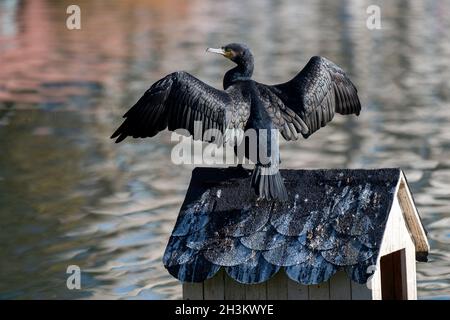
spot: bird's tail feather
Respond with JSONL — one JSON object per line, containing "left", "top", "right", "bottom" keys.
{"left": 251, "top": 165, "right": 288, "bottom": 201}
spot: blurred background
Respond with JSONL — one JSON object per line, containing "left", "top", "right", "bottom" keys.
{"left": 0, "top": 0, "right": 449, "bottom": 299}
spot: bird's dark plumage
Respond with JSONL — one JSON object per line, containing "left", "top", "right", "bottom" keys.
{"left": 111, "top": 71, "right": 250, "bottom": 143}
{"left": 264, "top": 56, "right": 361, "bottom": 139}
{"left": 111, "top": 43, "right": 361, "bottom": 201}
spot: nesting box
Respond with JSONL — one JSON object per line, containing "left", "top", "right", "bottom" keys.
{"left": 163, "top": 167, "right": 429, "bottom": 300}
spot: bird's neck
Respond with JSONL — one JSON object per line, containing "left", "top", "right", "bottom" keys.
{"left": 223, "top": 62, "right": 254, "bottom": 89}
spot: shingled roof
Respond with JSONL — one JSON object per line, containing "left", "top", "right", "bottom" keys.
{"left": 163, "top": 167, "right": 427, "bottom": 285}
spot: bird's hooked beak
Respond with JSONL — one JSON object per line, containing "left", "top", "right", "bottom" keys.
{"left": 206, "top": 47, "right": 231, "bottom": 59}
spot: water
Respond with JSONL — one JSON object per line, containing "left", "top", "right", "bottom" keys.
{"left": 0, "top": 0, "right": 449, "bottom": 299}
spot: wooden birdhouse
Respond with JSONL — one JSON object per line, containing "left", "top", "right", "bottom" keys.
{"left": 163, "top": 167, "right": 429, "bottom": 300}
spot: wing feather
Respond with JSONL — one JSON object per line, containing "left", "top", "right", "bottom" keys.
{"left": 111, "top": 71, "right": 249, "bottom": 143}
{"left": 258, "top": 56, "right": 361, "bottom": 140}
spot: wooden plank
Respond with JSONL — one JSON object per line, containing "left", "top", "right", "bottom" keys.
{"left": 182, "top": 282, "right": 203, "bottom": 300}
{"left": 266, "top": 271, "right": 288, "bottom": 300}
{"left": 224, "top": 273, "right": 246, "bottom": 300}
{"left": 351, "top": 281, "right": 372, "bottom": 300}
{"left": 398, "top": 197, "right": 417, "bottom": 300}
{"left": 397, "top": 173, "right": 429, "bottom": 254}
{"left": 400, "top": 247, "right": 408, "bottom": 300}
{"left": 393, "top": 250, "right": 405, "bottom": 299}
{"left": 379, "top": 191, "right": 418, "bottom": 300}
{"left": 245, "top": 283, "right": 267, "bottom": 300}
{"left": 380, "top": 197, "right": 404, "bottom": 256}
{"left": 380, "top": 249, "right": 409, "bottom": 300}
{"left": 329, "top": 271, "right": 351, "bottom": 300}
{"left": 404, "top": 242, "right": 417, "bottom": 299}
{"left": 286, "top": 277, "right": 308, "bottom": 300}
{"left": 397, "top": 176, "right": 420, "bottom": 300}
{"left": 203, "top": 269, "right": 225, "bottom": 300}
{"left": 380, "top": 252, "right": 395, "bottom": 299}
{"left": 308, "top": 281, "right": 330, "bottom": 300}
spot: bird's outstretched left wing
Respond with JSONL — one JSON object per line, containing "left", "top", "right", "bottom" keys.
{"left": 111, "top": 71, "right": 249, "bottom": 143}
{"left": 259, "top": 56, "right": 361, "bottom": 140}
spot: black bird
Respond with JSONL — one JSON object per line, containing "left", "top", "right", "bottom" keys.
{"left": 111, "top": 43, "right": 361, "bottom": 201}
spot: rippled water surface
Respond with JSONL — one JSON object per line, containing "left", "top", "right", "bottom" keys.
{"left": 0, "top": 0, "right": 449, "bottom": 299}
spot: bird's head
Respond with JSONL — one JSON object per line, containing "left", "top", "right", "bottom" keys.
{"left": 207, "top": 43, "right": 253, "bottom": 67}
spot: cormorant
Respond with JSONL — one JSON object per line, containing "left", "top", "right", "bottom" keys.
{"left": 111, "top": 43, "right": 361, "bottom": 201}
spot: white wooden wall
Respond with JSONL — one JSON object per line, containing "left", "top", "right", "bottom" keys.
{"left": 183, "top": 270, "right": 373, "bottom": 300}
{"left": 370, "top": 195, "right": 417, "bottom": 299}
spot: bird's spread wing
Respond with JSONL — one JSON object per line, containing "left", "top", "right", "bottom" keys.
{"left": 111, "top": 71, "right": 249, "bottom": 143}
{"left": 258, "top": 56, "right": 361, "bottom": 140}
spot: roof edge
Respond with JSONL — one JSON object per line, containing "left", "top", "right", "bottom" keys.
{"left": 397, "top": 170, "right": 430, "bottom": 261}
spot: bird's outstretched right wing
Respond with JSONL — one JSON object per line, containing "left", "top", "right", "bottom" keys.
{"left": 262, "top": 56, "right": 361, "bottom": 139}
{"left": 111, "top": 71, "right": 250, "bottom": 143}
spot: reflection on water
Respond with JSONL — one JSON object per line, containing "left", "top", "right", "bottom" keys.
{"left": 0, "top": 0, "right": 449, "bottom": 299}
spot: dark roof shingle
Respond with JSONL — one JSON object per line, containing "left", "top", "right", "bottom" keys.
{"left": 164, "top": 167, "right": 401, "bottom": 285}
